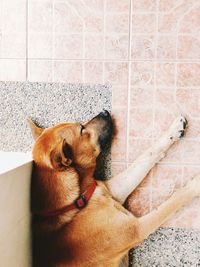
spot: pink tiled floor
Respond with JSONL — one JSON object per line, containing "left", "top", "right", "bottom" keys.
{"left": 1, "top": 0, "right": 200, "bottom": 229}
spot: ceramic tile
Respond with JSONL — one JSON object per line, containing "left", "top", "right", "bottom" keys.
{"left": 28, "top": 33, "right": 52, "bottom": 58}
{"left": 156, "top": 63, "right": 175, "bottom": 87}
{"left": 1, "top": 33, "right": 26, "bottom": 58}
{"left": 177, "top": 64, "right": 200, "bottom": 87}
{"left": 54, "top": 34, "right": 83, "bottom": 59}
{"left": 132, "top": 14, "right": 156, "bottom": 33}
{"left": 129, "top": 108, "right": 154, "bottom": 138}
{"left": 82, "top": 0, "right": 104, "bottom": 12}
{"left": 53, "top": 61, "right": 83, "bottom": 83}
{"left": 84, "top": 34, "right": 104, "bottom": 59}
{"left": 181, "top": 139, "right": 200, "bottom": 164}
{"left": 84, "top": 15, "right": 104, "bottom": 33}
{"left": 54, "top": 2, "right": 83, "bottom": 33}
{"left": 28, "top": 60, "right": 52, "bottom": 82}
{"left": 131, "top": 62, "right": 155, "bottom": 86}
{"left": 111, "top": 138, "right": 127, "bottom": 162}
{"left": 153, "top": 88, "right": 181, "bottom": 138}
{"left": 159, "top": 0, "right": 184, "bottom": 12}
{"left": 105, "top": 14, "right": 129, "bottom": 33}
{"left": 157, "top": 35, "right": 176, "bottom": 59}
{"left": 0, "top": 59, "right": 26, "bottom": 81}
{"left": 112, "top": 85, "right": 128, "bottom": 107}
{"left": 179, "top": 6, "right": 200, "bottom": 33}
{"left": 158, "top": 13, "right": 178, "bottom": 33}
{"left": 61, "top": 0, "right": 103, "bottom": 28}
{"left": 163, "top": 199, "right": 200, "bottom": 229}
{"left": 105, "top": 0, "right": 130, "bottom": 13}
{"left": 58, "top": 0, "right": 103, "bottom": 32}
{"left": 84, "top": 61, "right": 103, "bottom": 84}
{"left": 104, "top": 62, "right": 128, "bottom": 85}
{"left": 128, "top": 138, "right": 152, "bottom": 162}
{"left": 28, "top": 1, "right": 53, "bottom": 33}
{"left": 153, "top": 109, "right": 180, "bottom": 139}
{"left": 131, "top": 35, "right": 155, "bottom": 60}
{"left": 178, "top": 35, "right": 200, "bottom": 59}
{"left": 132, "top": 0, "right": 157, "bottom": 12}
{"left": 130, "top": 87, "right": 154, "bottom": 109}
{"left": 182, "top": 119, "right": 200, "bottom": 139}
{"left": 176, "top": 88, "right": 200, "bottom": 119}
{"left": 151, "top": 164, "right": 183, "bottom": 190}
{"left": 105, "top": 35, "right": 129, "bottom": 60}
{"left": 158, "top": 0, "right": 191, "bottom": 33}
{"left": 2, "top": 1, "right": 26, "bottom": 32}
{"left": 182, "top": 166, "right": 200, "bottom": 187}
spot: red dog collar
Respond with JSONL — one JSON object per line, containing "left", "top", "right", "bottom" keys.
{"left": 33, "top": 180, "right": 97, "bottom": 217}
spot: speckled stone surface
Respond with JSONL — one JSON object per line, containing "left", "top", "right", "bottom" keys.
{"left": 129, "top": 227, "right": 200, "bottom": 266}
{"left": 0, "top": 81, "right": 111, "bottom": 179}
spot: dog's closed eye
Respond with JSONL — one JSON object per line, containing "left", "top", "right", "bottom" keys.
{"left": 80, "top": 124, "right": 85, "bottom": 135}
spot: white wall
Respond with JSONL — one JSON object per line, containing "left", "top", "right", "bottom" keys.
{"left": 0, "top": 153, "right": 32, "bottom": 267}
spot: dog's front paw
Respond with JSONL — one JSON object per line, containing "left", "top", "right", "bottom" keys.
{"left": 168, "top": 116, "right": 188, "bottom": 141}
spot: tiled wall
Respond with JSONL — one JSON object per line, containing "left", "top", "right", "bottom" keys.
{"left": 1, "top": 0, "right": 200, "bottom": 229}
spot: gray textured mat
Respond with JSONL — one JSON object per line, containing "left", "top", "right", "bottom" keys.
{"left": 0, "top": 81, "right": 111, "bottom": 179}
{"left": 129, "top": 227, "right": 200, "bottom": 266}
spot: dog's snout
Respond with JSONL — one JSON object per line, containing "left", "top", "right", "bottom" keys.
{"left": 87, "top": 110, "right": 113, "bottom": 151}
{"left": 99, "top": 110, "right": 111, "bottom": 119}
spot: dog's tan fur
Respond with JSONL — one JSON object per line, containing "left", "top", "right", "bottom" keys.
{"left": 30, "top": 113, "right": 200, "bottom": 267}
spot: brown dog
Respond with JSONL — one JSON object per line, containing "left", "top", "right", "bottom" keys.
{"left": 29, "top": 111, "right": 200, "bottom": 267}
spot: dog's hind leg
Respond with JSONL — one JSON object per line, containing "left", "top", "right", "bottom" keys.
{"left": 106, "top": 116, "right": 188, "bottom": 204}
{"left": 136, "top": 174, "right": 200, "bottom": 242}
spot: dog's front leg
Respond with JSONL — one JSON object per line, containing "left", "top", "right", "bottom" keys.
{"left": 136, "top": 174, "right": 200, "bottom": 242}
{"left": 106, "top": 116, "right": 188, "bottom": 204}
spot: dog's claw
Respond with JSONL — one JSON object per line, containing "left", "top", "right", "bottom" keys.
{"left": 179, "top": 130, "right": 185, "bottom": 138}
{"left": 183, "top": 118, "right": 188, "bottom": 129}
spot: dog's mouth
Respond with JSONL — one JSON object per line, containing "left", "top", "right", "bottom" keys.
{"left": 90, "top": 110, "right": 113, "bottom": 150}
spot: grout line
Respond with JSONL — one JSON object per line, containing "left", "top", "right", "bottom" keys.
{"left": 51, "top": 32, "right": 129, "bottom": 36}
{"left": 181, "top": 165, "right": 184, "bottom": 187}
{"left": 102, "top": 0, "right": 106, "bottom": 84}
{"left": 26, "top": 0, "right": 28, "bottom": 81}
{"left": 63, "top": 1, "right": 86, "bottom": 83}
{"left": 0, "top": 58, "right": 27, "bottom": 60}
{"left": 126, "top": 0, "right": 132, "bottom": 167}
{"left": 127, "top": 136, "right": 200, "bottom": 140}
{"left": 52, "top": 0, "right": 55, "bottom": 82}
{"left": 152, "top": 0, "right": 159, "bottom": 128}
{"left": 82, "top": 16, "right": 85, "bottom": 83}
{"left": 19, "top": 31, "right": 200, "bottom": 37}
{"left": 150, "top": 0, "right": 160, "bottom": 212}
{"left": 174, "top": 3, "right": 180, "bottom": 165}
{"left": 112, "top": 160, "right": 200, "bottom": 167}
{"left": 20, "top": 58, "right": 200, "bottom": 63}
{"left": 130, "top": 32, "right": 200, "bottom": 37}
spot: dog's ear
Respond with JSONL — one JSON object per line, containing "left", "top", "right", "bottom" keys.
{"left": 50, "top": 139, "right": 73, "bottom": 169}
{"left": 27, "top": 118, "right": 44, "bottom": 140}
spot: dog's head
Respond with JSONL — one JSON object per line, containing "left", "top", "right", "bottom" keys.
{"left": 29, "top": 110, "right": 113, "bottom": 172}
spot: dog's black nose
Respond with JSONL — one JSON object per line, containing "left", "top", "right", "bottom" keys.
{"left": 99, "top": 110, "right": 110, "bottom": 118}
